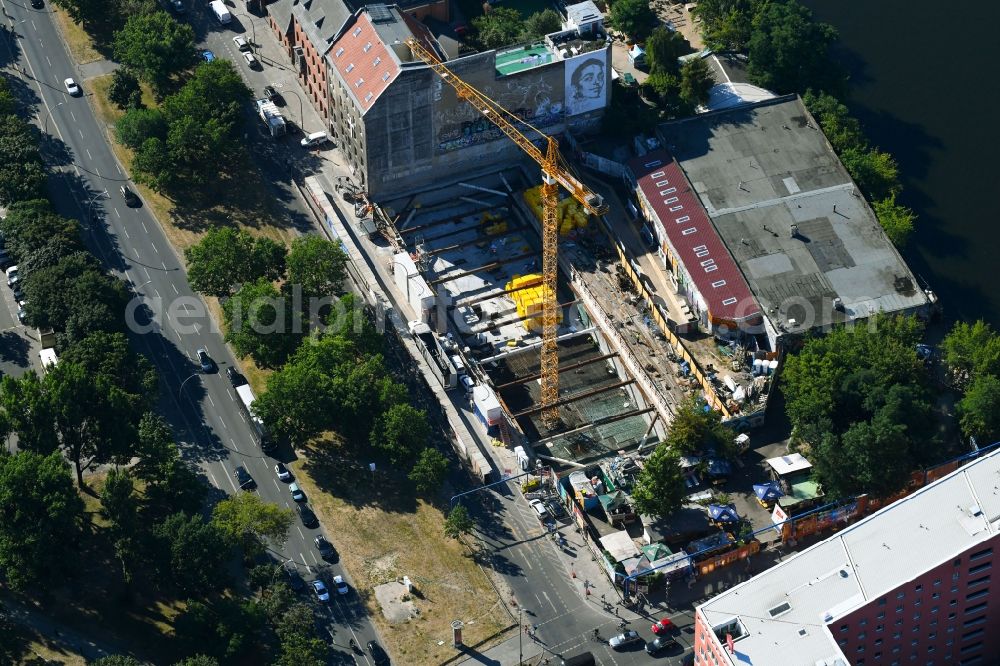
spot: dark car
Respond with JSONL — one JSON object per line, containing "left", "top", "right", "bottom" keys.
{"left": 120, "top": 185, "right": 140, "bottom": 207}
{"left": 197, "top": 348, "right": 215, "bottom": 373}
{"left": 234, "top": 466, "right": 255, "bottom": 490}
{"left": 284, "top": 567, "right": 305, "bottom": 592}
{"left": 298, "top": 504, "right": 318, "bottom": 528}
{"left": 645, "top": 636, "right": 678, "bottom": 655}
{"left": 315, "top": 536, "right": 335, "bottom": 560}
{"left": 30, "top": 0, "right": 44, "bottom": 8}
{"left": 226, "top": 366, "right": 247, "bottom": 387}
{"left": 367, "top": 640, "right": 390, "bottom": 666}
{"left": 262, "top": 85, "right": 283, "bottom": 105}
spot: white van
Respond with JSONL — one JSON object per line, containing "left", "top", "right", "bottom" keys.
{"left": 300, "top": 131, "right": 329, "bottom": 147}
{"left": 209, "top": 0, "right": 231, "bottom": 24}
{"left": 39, "top": 348, "right": 58, "bottom": 373}
{"left": 6, "top": 264, "right": 19, "bottom": 287}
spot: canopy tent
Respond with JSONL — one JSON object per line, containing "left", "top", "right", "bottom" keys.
{"left": 687, "top": 531, "right": 734, "bottom": 557}
{"left": 707, "top": 504, "right": 740, "bottom": 524}
{"left": 753, "top": 481, "right": 784, "bottom": 503}
{"left": 641, "top": 542, "right": 673, "bottom": 562}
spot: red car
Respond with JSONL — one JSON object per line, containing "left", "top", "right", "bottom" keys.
{"left": 651, "top": 617, "right": 675, "bottom": 635}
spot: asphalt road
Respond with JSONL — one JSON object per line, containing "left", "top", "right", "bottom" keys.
{"left": 0, "top": 0, "right": 379, "bottom": 661}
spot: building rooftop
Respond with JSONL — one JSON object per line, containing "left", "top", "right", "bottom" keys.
{"left": 697, "top": 448, "right": 1000, "bottom": 665}
{"left": 565, "top": 0, "right": 602, "bottom": 27}
{"left": 495, "top": 43, "right": 557, "bottom": 76}
{"left": 657, "top": 96, "right": 930, "bottom": 335}
{"left": 628, "top": 150, "right": 761, "bottom": 324}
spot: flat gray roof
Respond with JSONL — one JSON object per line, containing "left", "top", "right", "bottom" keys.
{"left": 657, "top": 96, "right": 929, "bottom": 335}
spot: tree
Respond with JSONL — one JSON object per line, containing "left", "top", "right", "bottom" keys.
{"left": 61, "top": 331, "right": 158, "bottom": 416}
{"left": 607, "top": 0, "right": 657, "bottom": 41}
{"left": 872, "top": 194, "right": 916, "bottom": 247}
{"left": 0, "top": 76, "right": 16, "bottom": 116}
{"left": 957, "top": 374, "right": 1000, "bottom": 445}
{"left": 747, "top": 0, "right": 839, "bottom": 95}
{"left": 370, "top": 403, "right": 430, "bottom": 466}
{"left": 100, "top": 468, "right": 142, "bottom": 583}
{"left": 692, "top": 0, "right": 760, "bottom": 52}
{"left": 679, "top": 57, "right": 715, "bottom": 109}
{"left": 521, "top": 9, "right": 562, "bottom": 42}
{"left": 631, "top": 444, "right": 686, "bottom": 517}
{"left": 131, "top": 136, "right": 173, "bottom": 190}
{"left": 0, "top": 452, "right": 84, "bottom": 591}
{"left": 224, "top": 278, "right": 301, "bottom": 368}
{"left": 472, "top": 7, "right": 524, "bottom": 49}
{"left": 163, "top": 59, "right": 252, "bottom": 133}
{"left": 109, "top": 68, "right": 142, "bottom": 110}
{"left": 113, "top": 11, "right": 198, "bottom": 95}
{"left": 275, "top": 603, "right": 316, "bottom": 643}
{"left": 645, "top": 27, "right": 688, "bottom": 75}
{"left": 409, "top": 448, "right": 449, "bottom": 494}
{"left": 0, "top": 115, "right": 47, "bottom": 205}
{"left": 185, "top": 228, "right": 286, "bottom": 297}
{"left": 154, "top": 512, "right": 230, "bottom": 594}
{"left": 173, "top": 657, "right": 220, "bottom": 666}
{"left": 254, "top": 361, "right": 333, "bottom": 447}
{"left": 277, "top": 632, "right": 329, "bottom": 666}
{"left": 444, "top": 504, "right": 473, "bottom": 539}
{"left": 286, "top": 235, "right": 348, "bottom": 299}
{"left": 0, "top": 373, "right": 58, "bottom": 456}
{"left": 174, "top": 599, "right": 263, "bottom": 661}
{"left": 134, "top": 413, "right": 205, "bottom": 517}
{"left": 92, "top": 657, "right": 145, "bottom": 666}
{"left": 663, "top": 396, "right": 733, "bottom": 457}
{"left": 802, "top": 90, "right": 865, "bottom": 153}
{"left": 115, "top": 107, "right": 167, "bottom": 150}
{"left": 643, "top": 70, "right": 688, "bottom": 116}
{"left": 942, "top": 320, "right": 1000, "bottom": 381}
{"left": 0, "top": 199, "right": 83, "bottom": 264}
{"left": 212, "top": 492, "right": 293, "bottom": 558}
{"left": 840, "top": 146, "right": 900, "bottom": 201}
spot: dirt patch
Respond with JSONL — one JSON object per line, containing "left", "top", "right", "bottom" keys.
{"left": 290, "top": 445, "right": 509, "bottom": 664}
{"left": 373, "top": 580, "right": 418, "bottom": 623}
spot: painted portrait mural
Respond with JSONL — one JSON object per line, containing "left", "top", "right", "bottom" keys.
{"left": 564, "top": 51, "right": 608, "bottom": 116}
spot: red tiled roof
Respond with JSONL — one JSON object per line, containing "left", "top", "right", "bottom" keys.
{"left": 629, "top": 150, "right": 760, "bottom": 324}
{"left": 329, "top": 13, "right": 400, "bottom": 111}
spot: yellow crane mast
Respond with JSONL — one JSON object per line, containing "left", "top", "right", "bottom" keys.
{"left": 405, "top": 38, "right": 609, "bottom": 428}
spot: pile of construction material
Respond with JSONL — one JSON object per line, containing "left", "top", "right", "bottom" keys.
{"left": 506, "top": 274, "right": 561, "bottom": 332}
{"left": 522, "top": 186, "right": 590, "bottom": 236}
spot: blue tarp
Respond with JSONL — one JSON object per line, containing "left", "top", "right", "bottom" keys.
{"left": 753, "top": 481, "right": 784, "bottom": 502}
{"left": 707, "top": 504, "right": 740, "bottom": 524}
{"left": 706, "top": 458, "right": 732, "bottom": 478}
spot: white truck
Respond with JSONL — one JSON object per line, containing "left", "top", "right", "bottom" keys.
{"left": 209, "top": 0, "right": 231, "bottom": 24}
{"left": 256, "top": 98, "right": 287, "bottom": 137}
{"left": 235, "top": 383, "right": 275, "bottom": 452}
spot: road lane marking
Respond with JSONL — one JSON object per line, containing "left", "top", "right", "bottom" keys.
{"left": 161, "top": 261, "right": 167, "bottom": 270}
{"left": 151, "top": 242, "right": 158, "bottom": 254}
{"left": 133, "top": 248, "right": 140, "bottom": 258}
{"left": 78, "top": 128, "right": 83, "bottom": 139}
{"left": 296, "top": 526, "right": 305, "bottom": 539}
{"left": 71, "top": 110, "right": 77, "bottom": 122}
{"left": 273, "top": 478, "right": 280, "bottom": 490}
{"left": 172, "top": 284, "right": 178, "bottom": 294}
{"left": 123, "top": 227, "right": 129, "bottom": 239}
{"left": 218, "top": 416, "right": 226, "bottom": 430}
{"left": 45, "top": 55, "right": 51, "bottom": 66}
{"left": 208, "top": 394, "right": 215, "bottom": 407}
{"left": 142, "top": 222, "right": 148, "bottom": 233}
{"left": 114, "top": 207, "right": 120, "bottom": 218}
{"left": 208, "top": 470, "right": 219, "bottom": 487}
{"left": 143, "top": 267, "right": 150, "bottom": 279}
{"left": 116, "top": 165, "right": 122, "bottom": 175}
{"left": 85, "top": 148, "right": 91, "bottom": 160}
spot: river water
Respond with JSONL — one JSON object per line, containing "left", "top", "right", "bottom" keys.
{"left": 802, "top": 0, "right": 1000, "bottom": 327}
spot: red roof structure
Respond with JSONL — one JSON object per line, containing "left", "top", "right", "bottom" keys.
{"left": 329, "top": 13, "right": 400, "bottom": 112}
{"left": 629, "top": 150, "right": 760, "bottom": 325}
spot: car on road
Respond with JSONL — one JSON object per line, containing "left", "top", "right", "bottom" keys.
{"left": 284, "top": 567, "right": 305, "bottom": 592}
{"left": 546, "top": 499, "right": 567, "bottom": 520}
{"left": 202, "top": 50, "right": 215, "bottom": 62}
{"left": 225, "top": 366, "right": 247, "bottom": 387}
{"left": 197, "top": 347, "right": 214, "bottom": 372}
{"left": 300, "top": 131, "right": 329, "bottom": 148}
{"left": 333, "top": 574, "right": 349, "bottom": 595}
{"left": 528, "top": 499, "right": 550, "bottom": 521}
{"left": 680, "top": 652, "right": 695, "bottom": 666}
{"left": 289, "top": 482, "right": 305, "bottom": 502}
{"left": 64, "top": 77, "right": 81, "bottom": 96}
{"left": 170, "top": 0, "right": 185, "bottom": 12}
{"left": 30, "top": 0, "right": 44, "bottom": 8}
{"left": 367, "top": 640, "right": 390, "bottom": 666}
{"left": 608, "top": 630, "right": 642, "bottom": 650}
{"left": 262, "top": 85, "right": 283, "bottom": 105}
{"left": 311, "top": 579, "right": 330, "bottom": 602}
{"left": 243, "top": 52, "right": 261, "bottom": 70}
{"left": 233, "top": 35, "right": 251, "bottom": 52}
{"left": 12, "top": 283, "right": 24, "bottom": 301}
{"left": 651, "top": 618, "right": 675, "bottom": 635}
{"left": 5, "top": 265, "right": 17, "bottom": 287}
{"left": 315, "top": 535, "right": 335, "bottom": 560}
{"left": 275, "top": 462, "right": 292, "bottom": 482}
{"left": 17, "top": 300, "right": 28, "bottom": 324}
{"left": 0, "top": 250, "right": 12, "bottom": 270}
{"left": 234, "top": 466, "right": 255, "bottom": 490}
{"left": 120, "top": 185, "right": 139, "bottom": 207}
{"left": 298, "top": 503, "right": 318, "bottom": 528}
{"left": 644, "top": 636, "right": 678, "bottom": 655}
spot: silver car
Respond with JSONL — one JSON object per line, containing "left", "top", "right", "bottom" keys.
{"left": 609, "top": 629, "right": 642, "bottom": 650}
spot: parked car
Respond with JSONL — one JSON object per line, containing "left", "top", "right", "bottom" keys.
{"left": 284, "top": 567, "right": 305, "bottom": 592}
{"left": 315, "top": 536, "right": 335, "bottom": 560}
{"left": 226, "top": 366, "right": 247, "bottom": 387}
{"left": 651, "top": 618, "right": 675, "bottom": 635}
{"left": 234, "top": 466, "right": 255, "bottom": 490}
{"left": 196, "top": 347, "right": 214, "bottom": 372}
{"left": 6, "top": 265, "right": 19, "bottom": 287}
{"left": 233, "top": 35, "right": 251, "bottom": 51}
{"left": 367, "top": 640, "right": 390, "bottom": 666}
{"left": 289, "top": 482, "right": 305, "bottom": 502}
{"left": 17, "top": 301, "right": 28, "bottom": 324}
{"left": 30, "top": 0, "right": 44, "bottom": 8}
{"left": 311, "top": 579, "right": 330, "bottom": 602}
{"left": 298, "top": 504, "right": 318, "bottom": 528}
{"left": 300, "top": 131, "right": 329, "bottom": 148}
{"left": 63, "top": 77, "right": 80, "bottom": 96}
{"left": 262, "top": 85, "right": 283, "bottom": 105}
{"left": 275, "top": 462, "right": 292, "bottom": 482}
{"left": 0, "top": 251, "right": 12, "bottom": 270}
{"left": 202, "top": 50, "right": 215, "bottom": 62}
{"left": 645, "top": 636, "right": 678, "bottom": 655}
{"left": 528, "top": 499, "right": 550, "bottom": 521}
{"left": 120, "top": 185, "right": 139, "bottom": 207}
{"left": 608, "top": 630, "right": 642, "bottom": 650}
{"left": 333, "top": 574, "right": 349, "bottom": 595}
{"left": 170, "top": 0, "right": 185, "bottom": 13}
{"left": 243, "top": 52, "right": 260, "bottom": 70}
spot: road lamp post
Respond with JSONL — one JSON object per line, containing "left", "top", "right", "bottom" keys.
{"left": 280, "top": 87, "right": 306, "bottom": 134}
{"left": 232, "top": 10, "right": 257, "bottom": 46}
{"left": 87, "top": 189, "right": 108, "bottom": 223}
{"left": 41, "top": 100, "right": 64, "bottom": 135}
{"left": 178, "top": 372, "right": 199, "bottom": 400}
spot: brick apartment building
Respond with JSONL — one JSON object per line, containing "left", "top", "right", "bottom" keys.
{"left": 694, "top": 448, "right": 1000, "bottom": 666}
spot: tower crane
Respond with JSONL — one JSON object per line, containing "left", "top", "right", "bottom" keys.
{"left": 405, "top": 38, "right": 609, "bottom": 428}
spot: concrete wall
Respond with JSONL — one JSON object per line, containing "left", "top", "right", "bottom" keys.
{"left": 361, "top": 45, "right": 609, "bottom": 199}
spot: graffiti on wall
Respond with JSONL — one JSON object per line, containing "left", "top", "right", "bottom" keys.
{"left": 435, "top": 73, "right": 563, "bottom": 153}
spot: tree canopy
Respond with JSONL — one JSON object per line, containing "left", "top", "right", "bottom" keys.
{"left": 746, "top": 0, "right": 839, "bottom": 95}
{"left": 154, "top": 512, "right": 230, "bottom": 595}
{"left": 185, "top": 227, "right": 286, "bottom": 297}
{"left": 631, "top": 444, "right": 686, "bottom": 518}
{"left": 370, "top": 403, "right": 431, "bottom": 466}
{"left": 113, "top": 11, "right": 198, "bottom": 95}
{"left": 607, "top": 0, "right": 657, "bottom": 41}
{"left": 212, "top": 492, "right": 293, "bottom": 558}
{"left": 872, "top": 194, "right": 916, "bottom": 247}
{"left": 0, "top": 452, "right": 84, "bottom": 591}
{"left": 286, "top": 235, "right": 348, "bottom": 299}
{"left": 409, "top": 447, "right": 449, "bottom": 494}
{"left": 0, "top": 115, "right": 47, "bottom": 205}
{"left": 472, "top": 7, "right": 524, "bottom": 49}
{"left": 663, "top": 395, "right": 734, "bottom": 457}
{"left": 224, "top": 278, "right": 301, "bottom": 368}
{"left": 942, "top": 320, "right": 1000, "bottom": 383}
{"left": 645, "top": 27, "right": 688, "bottom": 75}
